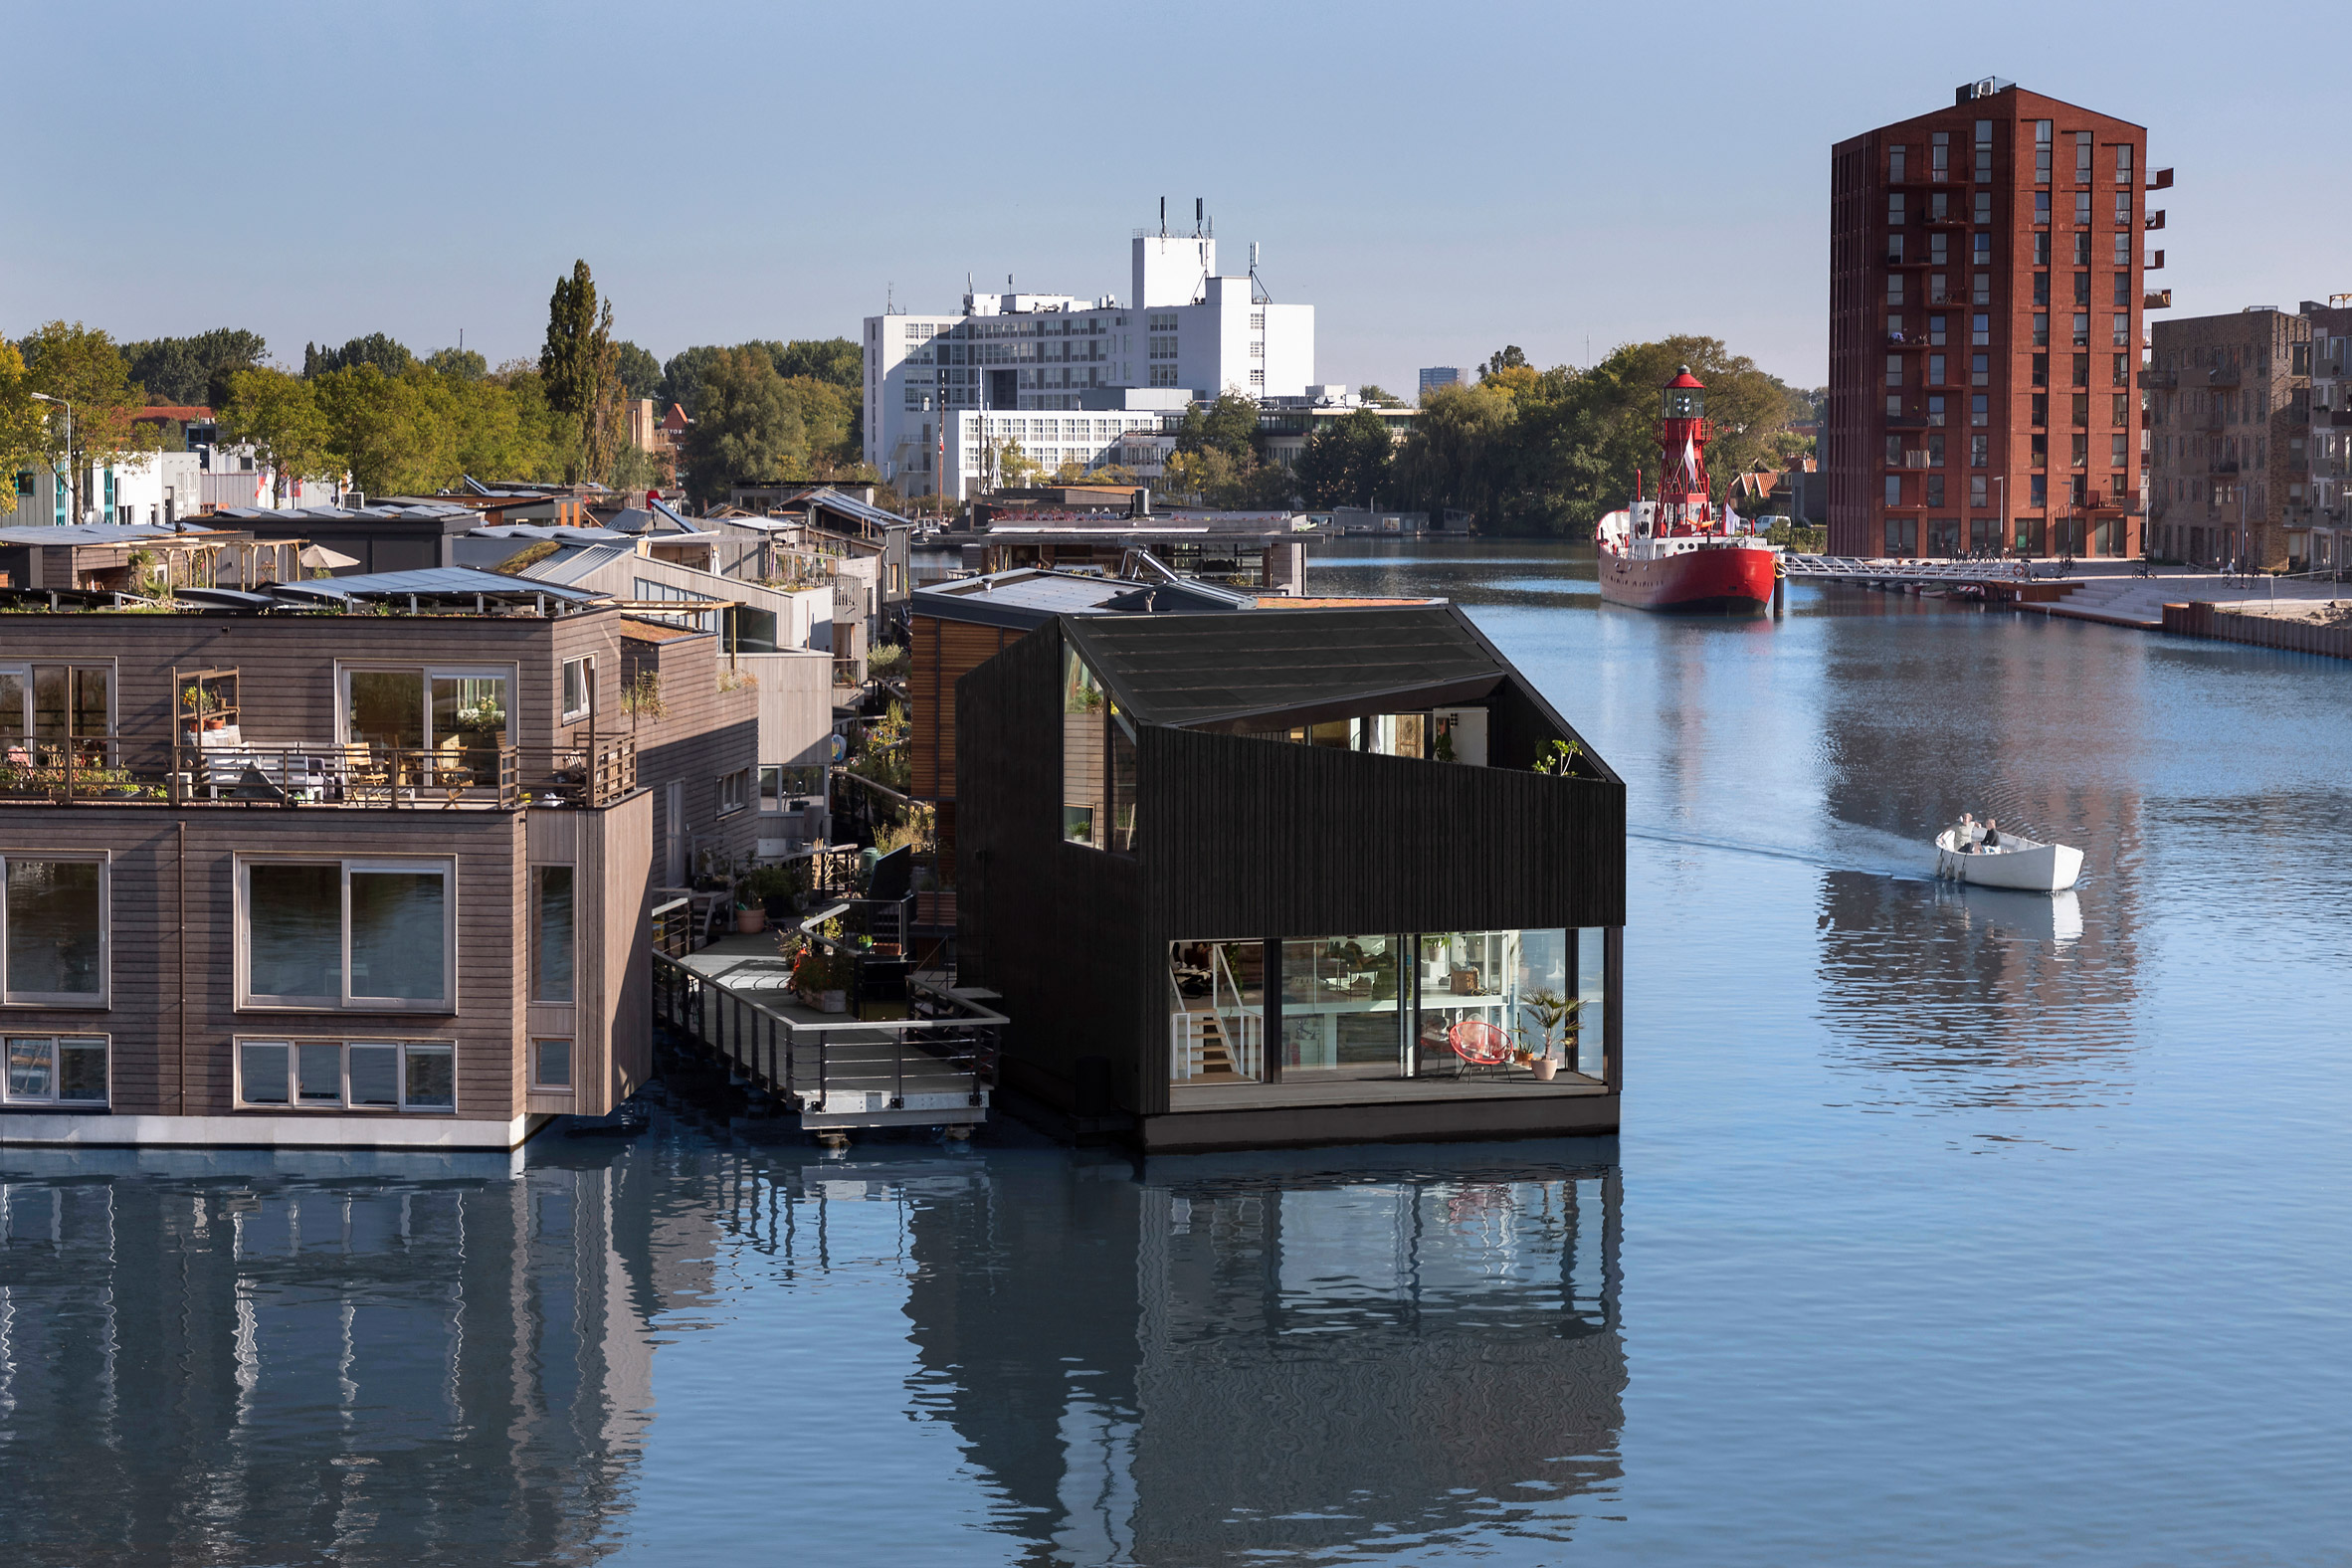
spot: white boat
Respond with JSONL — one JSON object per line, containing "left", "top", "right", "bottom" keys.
{"left": 1934, "top": 828, "right": 2084, "bottom": 892}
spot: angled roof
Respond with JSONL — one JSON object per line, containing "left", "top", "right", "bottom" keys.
{"left": 1061, "top": 605, "right": 1508, "bottom": 729}
{"left": 0, "top": 522, "right": 232, "bottom": 545}
{"left": 514, "top": 542, "right": 637, "bottom": 585}
{"left": 913, "top": 568, "right": 1252, "bottom": 630}
{"left": 272, "top": 565, "right": 610, "bottom": 606}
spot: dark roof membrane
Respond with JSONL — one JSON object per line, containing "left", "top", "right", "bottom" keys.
{"left": 1062, "top": 605, "right": 1506, "bottom": 728}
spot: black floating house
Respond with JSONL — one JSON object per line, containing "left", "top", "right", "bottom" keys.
{"left": 957, "top": 604, "right": 1626, "bottom": 1152}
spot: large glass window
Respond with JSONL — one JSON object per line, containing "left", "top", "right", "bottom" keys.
{"left": 241, "top": 860, "right": 453, "bottom": 1010}
{"left": 1167, "top": 939, "right": 1265, "bottom": 1081}
{"left": 343, "top": 667, "right": 512, "bottom": 780}
{"left": 532, "top": 866, "right": 575, "bottom": 1003}
{"left": 3, "top": 1035, "right": 108, "bottom": 1104}
{"left": 0, "top": 664, "right": 113, "bottom": 766}
{"left": 237, "top": 1039, "right": 455, "bottom": 1112}
{"left": 1061, "top": 645, "right": 1135, "bottom": 852}
{"left": 3, "top": 858, "right": 104, "bottom": 1003}
{"left": 1280, "top": 935, "right": 1403, "bottom": 1076}
{"left": 561, "top": 655, "right": 594, "bottom": 722}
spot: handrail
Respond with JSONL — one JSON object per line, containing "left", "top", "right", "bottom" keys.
{"left": 0, "top": 733, "right": 639, "bottom": 811}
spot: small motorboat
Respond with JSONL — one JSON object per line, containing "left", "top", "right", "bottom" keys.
{"left": 1934, "top": 828, "right": 2083, "bottom": 892}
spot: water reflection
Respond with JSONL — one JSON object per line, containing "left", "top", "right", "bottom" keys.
{"left": 902, "top": 1143, "right": 1625, "bottom": 1564}
{"left": 0, "top": 1146, "right": 693, "bottom": 1567}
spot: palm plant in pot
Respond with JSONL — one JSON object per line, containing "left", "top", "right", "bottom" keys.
{"left": 1515, "top": 989, "right": 1581, "bottom": 1081}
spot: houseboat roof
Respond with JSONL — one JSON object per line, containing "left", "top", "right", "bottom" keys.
{"left": 271, "top": 565, "right": 613, "bottom": 609}
{"left": 913, "top": 568, "right": 1253, "bottom": 629}
{"left": 1060, "top": 604, "right": 1512, "bottom": 729}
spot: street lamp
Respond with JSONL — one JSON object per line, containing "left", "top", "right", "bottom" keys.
{"left": 28, "top": 392, "right": 73, "bottom": 522}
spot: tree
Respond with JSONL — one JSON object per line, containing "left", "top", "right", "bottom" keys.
{"left": 218, "top": 367, "right": 338, "bottom": 504}
{"left": 1356, "top": 383, "right": 1406, "bottom": 408}
{"left": 1174, "top": 389, "right": 1262, "bottom": 464}
{"left": 303, "top": 333, "right": 416, "bottom": 378}
{"left": 121, "top": 328, "right": 268, "bottom": 407}
{"left": 1294, "top": 408, "right": 1397, "bottom": 508}
{"left": 23, "top": 321, "right": 164, "bottom": 520}
{"left": 540, "top": 261, "right": 610, "bottom": 418}
{"left": 656, "top": 344, "right": 727, "bottom": 418}
{"left": 768, "top": 338, "right": 862, "bottom": 389}
{"left": 680, "top": 348, "right": 805, "bottom": 505}
{"left": 0, "top": 342, "right": 48, "bottom": 486}
{"left": 1480, "top": 345, "right": 1529, "bottom": 379}
{"left": 425, "top": 346, "right": 488, "bottom": 380}
{"left": 612, "top": 340, "right": 662, "bottom": 400}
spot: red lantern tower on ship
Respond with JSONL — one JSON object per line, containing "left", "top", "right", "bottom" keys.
{"left": 1593, "top": 365, "right": 1780, "bottom": 612}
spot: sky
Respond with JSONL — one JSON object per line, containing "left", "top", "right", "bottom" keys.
{"left": 9, "top": 0, "right": 2340, "bottom": 395}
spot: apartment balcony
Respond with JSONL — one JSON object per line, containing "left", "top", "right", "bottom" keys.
{"left": 2212, "top": 459, "right": 2242, "bottom": 475}
{"left": 2145, "top": 290, "right": 2173, "bottom": 309}
{"left": 1899, "top": 451, "right": 1935, "bottom": 470}
{"left": 2145, "top": 210, "right": 2166, "bottom": 231}
{"left": 2138, "top": 368, "right": 2178, "bottom": 390}
{"left": 2147, "top": 167, "right": 2174, "bottom": 190}
{"left": 2207, "top": 365, "right": 2241, "bottom": 388}
{"left": 0, "top": 736, "right": 638, "bottom": 811}
{"left": 2146, "top": 248, "right": 2165, "bottom": 271}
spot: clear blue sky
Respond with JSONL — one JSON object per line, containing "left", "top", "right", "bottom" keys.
{"left": 9, "top": 0, "right": 2334, "bottom": 394}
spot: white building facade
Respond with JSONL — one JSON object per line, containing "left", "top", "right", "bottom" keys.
{"left": 864, "top": 223, "right": 1314, "bottom": 497}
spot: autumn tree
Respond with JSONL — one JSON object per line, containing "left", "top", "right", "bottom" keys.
{"left": 22, "top": 321, "right": 163, "bottom": 519}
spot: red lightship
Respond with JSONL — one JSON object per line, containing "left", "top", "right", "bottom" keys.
{"left": 1594, "top": 366, "right": 1780, "bottom": 612}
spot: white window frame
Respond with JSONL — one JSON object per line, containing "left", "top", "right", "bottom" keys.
{"left": 0, "top": 852, "right": 109, "bottom": 1007}
{"left": 236, "top": 856, "right": 458, "bottom": 1012}
{"left": 234, "top": 1037, "right": 458, "bottom": 1113}
{"left": 530, "top": 1037, "right": 574, "bottom": 1091}
{"left": 334, "top": 663, "right": 518, "bottom": 751}
{"left": 560, "top": 655, "right": 595, "bottom": 723}
{"left": 2, "top": 1033, "right": 109, "bottom": 1105}
{"left": 717, "top": 767, "right": 749, "bottom": 817}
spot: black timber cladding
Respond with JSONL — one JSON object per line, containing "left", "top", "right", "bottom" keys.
{"left": 1062, "top": 605, "right": 1518, "bottom": 730}
{"left": 956, "top": 612, "right": 1626, "bottom": 1120}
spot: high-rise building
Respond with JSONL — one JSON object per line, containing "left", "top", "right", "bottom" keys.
{"left": 2145, "top": 306, "right": 2314, "bottom": 569}
{"left": 863, "top": 211, "right": 1314, "bottom": 496}
{"left": 1829, "top": 80, "right": 2165, "bottom": 558}
{"left": 2291, "top": 301, "right": 2351, "bottom": 572}
{"left": 1418, "top": 366, "right": 1463, "bottom": 399}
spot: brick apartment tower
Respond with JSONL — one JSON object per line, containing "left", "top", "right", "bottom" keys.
{"left": 1830, "top": 81, "right": 2166, "bottom": 559}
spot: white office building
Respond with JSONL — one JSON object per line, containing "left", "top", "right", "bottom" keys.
{"left": 864, "top": 218, "right": 1314, "bottom": 497}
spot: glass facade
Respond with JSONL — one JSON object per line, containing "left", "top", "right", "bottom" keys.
{"left": 1061, "top": 647, "right": 1135, "bottom": 851}
{"left": 1168, "top": 928, "right": 1616, "bottom": 1088}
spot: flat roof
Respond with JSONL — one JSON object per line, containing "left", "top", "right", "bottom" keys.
{"left": 272, "top": 566, "right": 611, "bottom": 606}
{"left": 913, "top": 568, "right": 1253, "bottom": 629}
{"left": 1061, "top": 605, "right": 1509, "bottom": 729}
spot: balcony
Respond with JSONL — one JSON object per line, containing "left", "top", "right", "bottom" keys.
{"left": 2138, "top": 368, "right": 2177, "bottom": 390}
{"left": 2146, "top": 248, "right": 2165, "bottom": 271}
{"left": 2147, "top": 167, "right": 2174, "bottom": 190}
{"left": 2207, "top": 365, "right": 2241, "bottom": 388}
{"left": 2145, "top": 210, "right": 2166, "bottom": 231}
{"left": 2145, "top": 290, "right": 2173, "bottom": 309}
{"left": 0, "top": 736, "right": 638, "bottom": 811}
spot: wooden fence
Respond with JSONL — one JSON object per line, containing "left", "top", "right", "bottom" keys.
{"left": 2162, "top": 602, "right": 2352, "bottom": 661}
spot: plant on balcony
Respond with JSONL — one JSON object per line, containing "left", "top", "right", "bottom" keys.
{"left": 1514, "top": 989, "right": 1581, "bottom": 1081}
{"left": 1531, "top": 739, "right": 1585, "bottom": 777}
{"left": 455, "top": 695, "right": 506, "bottom": 732}
{"left": 622, "top": 672, "right": 668, "bottom": 723}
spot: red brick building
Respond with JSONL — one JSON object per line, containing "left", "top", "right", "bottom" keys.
{"left": 1830, "top": 81, "right": 2166, "bottom": 559}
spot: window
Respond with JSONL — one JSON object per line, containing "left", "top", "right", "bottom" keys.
{"left": 1973, "top": 191, "right": 1992, "bottom": 224}
{"left": 237, "top": 1039, "right": 454, "bottom": 1112}
{"left": 2035, "top": 232, "right": 2052, "bottom": 266}
{"left": 2073, "top": 353, "right": 2090, "bottom": 387}
{"left": 1887, "top": 235, "right": 1906, "bottom": 264}
{"left": 1929, "top": 273, "right": 1948, "bottom": 304}
{"left": 2034, "top": 119, "right": 2053, "bottom": 181}
{"left": 1925, "top": 475, "right": 1945, "bottom": 506}
{"left": 2115, "top": 143, "right": 2134, "bottom": 185}
{"left": 532, "top": 866, "right": 574, "bottom": 1004}
{"left": 2074, "top": 231, "right": 2092, "bottom": 266}
{"left": 2073, "top": 312, "right": 2091, "bottom": 348}
{"left": 2074, "top": 192, "right": 2091, "bottom": 225}
{"left": 3, "top": 1035, "right": 107, "bottom": 1104}
{"left": 2033, "top": 313, "right": 2050, "bottom": 347}
{"left": 1973, "top": 273, "right": 1991, "bottom": 305}
{"left": 1928, "top": 433, "right": 1947, "bottom": 467}
{"left": 717, "top": 767, "right": 749, "bottom": 817}
{"left": 2034, "top": 191, "right": 2051, "bottom": 226}
{"left": 1927, "top": 395, "right": 1947, "bottom": 427}
{"left": 1887, "top": 193, "right": 1905, "bottom": 225}
{"left": 2033, "top": 353, "right": 2050, "bottom": 387}
{"left": 1970, "top": 475, "right": 1989, "bottom": 506}
{"left": 2070, "top": 272, "right": 2089, "bottom": 306}
{"left": 2033, "top": 273, "right": 2051, "bottom": 306}
{"left": 2, "top": 858, "right": 105, "bottom": 1006}
{"left": 1973, "top": 233, "right": 1992, "bottom": 265}
{"left": 2113, "top": 233, "right": 2131, "bottom": 267}
{"left": 2110, "top": 274, "right": 2131, "bottom": 309}
{"left": 240, "top": 859, "right": 452, "bottom": 1010}
{"left": 2072, "top": 393, "right": 2090, "bottom": 427}
{"left": 1884, "top": 476, "right": 1903, "bottom": 506}
{"left": 532, "top": 1038, "right": 573, "bottom": 1091}
{"left": 2033, "top": 393, "right": 2050, "bottom": 427}
{"left": 2111, "top": 433, "right": 2129, "bottom": 469}
{"left": 342, "top": 666, "right": 511, "bottom": 778}
{"left": 1885, "top": 394, "right": 1902, "bottom": 419}
{"left": 1972, "top": 394, "right": 1990, "bottom": 426}
{"left": 2112, "top": 392, "right": 2130, "bottom": 425}
{"left": 1884, "top": 516, "right": 1918, "bottom": 555}
{"left": 561, "top": 656, "right": 594, "bottom": 723}
{"left": 1885, "top": 354, "right": 1903, "bottom": 388}
{"left": 1887, "top": 147, "right": 1905, "bottom": 181}
{"left": 2074, "top": 129, "right": 2092, "bottom": 180}
{"left": 2072, "top": 434, "right": 2089, "bottom": 471}
{"left": 1927, "top": 314, "right": 1948, "bottom": 345}
{"left": 0, "top": 664, "right": 114, "bottom": 767}
{"left": 1972, "top": 313, "right": 1991, "bottom": 346}
{"left": 1929, "top": 191, "right": 1948, "bottom": 222}
{"left": 2032, "top": 434, "right": 2048, "bottom": 469}
{"left": 2031, "top": 475, "right": 2048, "bottom": 506}
{"left": 1886, "top": 273, "right": 1903, "bottom": 304}
{"left": 1928, "top": 354, "right": 1946, "bottom": 385}
{"left": 1971, "top": 435, "right": 1989, "bottom": 468}
{"left": 1883, "top": 435, "right": 1903, "bottom": 466}
{"left": 1932, "top": 131, "right": 1949, "bottom": 178}
{"left": 1972, "top": 353, "right": 1990, "bottom": 387}
{"left": 1975, "top": 118, "right": 1994, "bottom": 180}
{"left": 2111, "top": 313, "right": 2131, "bottom": 349}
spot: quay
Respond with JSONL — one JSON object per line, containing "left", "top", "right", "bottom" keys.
{"left": 1783, "top": 554, "right": 2352, "bottom": 638}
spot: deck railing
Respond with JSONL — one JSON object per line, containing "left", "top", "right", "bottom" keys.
{"left": 0, "top": 734, "right": 637, "bottom": 811}
{"left": 651, "top": 948, "right": 1003, "bottom": 1115}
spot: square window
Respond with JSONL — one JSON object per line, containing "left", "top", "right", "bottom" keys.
{"left": 349, "top": 1044, "right": 400, "bottom": 1106}
{"left": 241, "top": 860, "right": 453, "bottom": 1011}
{"left": 404, "top": 1044, "right": 455, "bottom": 1110}
{"left": 5, "top": 1035, "right": 108, "bottom": 1104}
{"left": 3, "top": 858, "right": 105, "bottom": 1004}
{"left": 533, "top": 1038, "right": 573, "bottom": 1090}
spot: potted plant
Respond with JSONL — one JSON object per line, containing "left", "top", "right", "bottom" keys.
{"left": 1517, "top": 990, "right": 1579, "bottom": 1081}
{"left": 734, "top": 898, "right": 765, "bottom": 934}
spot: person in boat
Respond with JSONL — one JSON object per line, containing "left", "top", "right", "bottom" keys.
{"left": 1956, "top": 812, "right": 1979, "bottom": 853}
{"left": 1982, "top": 817, "right": 2002, "bottom": 852}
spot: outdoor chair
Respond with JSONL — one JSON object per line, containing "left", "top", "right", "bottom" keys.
{"left": 1446, "top": 1019, "right": 1513, "bottom": 1079}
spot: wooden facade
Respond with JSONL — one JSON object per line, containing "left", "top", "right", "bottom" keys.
{"left": 957, "top": 610, "right": 1628, "bottom": 1149}
{"left": 0, "top": 606, "right": 679, "bottom": 1145}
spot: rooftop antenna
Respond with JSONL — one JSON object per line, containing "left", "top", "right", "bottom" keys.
{"left": 1250, "top": 242, "right": 1272, "bottom": 304}
{"left": 1159, "top": 197, "right": 1166, "bottom": 237}
{"left": 1195, "top": 197, "right": 1203, "bottom": 237}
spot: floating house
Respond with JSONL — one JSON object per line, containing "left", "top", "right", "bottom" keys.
{"left": 956, "top": 604, "right": 1625, "bottom": 1151}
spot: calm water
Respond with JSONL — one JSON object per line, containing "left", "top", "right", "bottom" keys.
{"left": 7, "top": 542, "right": 2352, "bottom": 1565}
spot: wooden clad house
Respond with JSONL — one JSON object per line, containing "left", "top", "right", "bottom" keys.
{"left": 0, "top": 569, "right": 750, "bottom": 1148}
{"left": 956, "top": 605, "right": 1627, "bottom": 1152}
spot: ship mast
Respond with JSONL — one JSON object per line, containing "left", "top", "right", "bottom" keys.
{"left": 1657, "top": 365, "right": 1713, "bottom": 533}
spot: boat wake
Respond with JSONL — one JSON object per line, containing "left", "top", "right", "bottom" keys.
{"left": 1628, "top": 823, "right": 1931, "bottom": 882}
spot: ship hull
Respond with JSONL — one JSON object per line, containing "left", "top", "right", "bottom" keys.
{"left": 1597, "top": 543, "right": 1777, "bottom": 612}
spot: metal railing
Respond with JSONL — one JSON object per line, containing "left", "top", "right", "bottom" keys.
{"left": 652, "top": 948, "right": 1003, "bottom": 1116}
{"left": 0, "top": 734, "right": 638, "bottom": 811}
